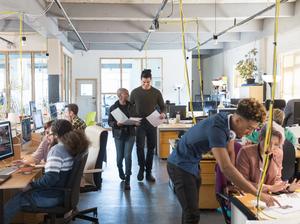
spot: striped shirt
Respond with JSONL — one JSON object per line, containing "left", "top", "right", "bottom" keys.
{"left": 31, "top": 143, "right": 74, "bottom": 197}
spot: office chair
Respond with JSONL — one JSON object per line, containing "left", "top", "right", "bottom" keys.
{"left": 281, "top": 140, "right": 296, "bottom": 182}
{"left": 67, "top": 125, "right": 107, "bottom": 223}
{"left": 264, "top": 99, "right": 286, "bottom": 111}
{"left": 85, "top": 111, "right": 97, "bottom": 126}
{"left": 215, "top": 142, "right": 242, "bottom": 224}
{"left": 21, "top": 150, "right": 89, "bottom": 224}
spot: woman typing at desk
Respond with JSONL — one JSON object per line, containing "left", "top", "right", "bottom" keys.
{"left": 236, "top": 122, "right": 300, "bottom": 194}
{"left": 3, "top": 119, "right": 90, "bottom": 224}
{"left": 23, "top": 120, "right": 56, "bottom": 165}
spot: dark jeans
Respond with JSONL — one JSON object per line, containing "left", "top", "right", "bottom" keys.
{"left": 136, "top": 121, "right": 157, "bottom": 173}
{"left": 167, "top": 162, "right": 201, "bottom": 224}
{"left": 4, "top": 190, "right": 63, "bottom": 224}
{"left": 114, "top": 136, "right": 135, "bottom": 176}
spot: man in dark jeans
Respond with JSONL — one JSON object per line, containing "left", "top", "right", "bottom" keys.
{"left": 167, "top": 98, "right": 279, "bottom": 224}
{"left": 130, "top": 69, "right": 165, "bottom": 182}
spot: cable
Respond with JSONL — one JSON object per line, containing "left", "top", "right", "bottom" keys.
{"left": 19, "top": 13, "right": 24, "bottom": 116}
{"left": 256, "top": 0, "right": 281, "bottom": 212}
{"left": 179, "top": 0, "right": 196, "bottom": 124}
{"left": 196, "top": 19, "right": 205, "bottom": 114}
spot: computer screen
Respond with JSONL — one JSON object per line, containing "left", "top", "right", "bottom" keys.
{"left": 29, "top": 101, "right": 36, "bottom": 116}
{"left": 294, "top": 102, "right": 300, "bottom": 125}
{"left": 21, "top": 117, "right": 31, "bottom": 142}
{"left": 0, "top": 121, "right": 14, "bottom": 161}
{"left": 188, "top": 101, "right": 217, "bottom": 113}
{"left": 32, "top": 110, "right": 43, "bottom": 130}
{"left": 230, "top": 98, "right": 241, "bottom": 106}
{"left": 169, "top": 105, "right": 186, "bottom": 119}
{"left": 49, "top": 104, "right": 57, "bottom": 120}
{"left": 218, "top": 108, "right": 237, "bottom": 115}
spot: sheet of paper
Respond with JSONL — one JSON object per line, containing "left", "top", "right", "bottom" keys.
{"left": 110, "top": 107, "right": 128, "bottom": 123}
{"left": 122, "top": 117, "right": 142, "bottom": 125}
{"left": 257, "top": 193, "right": 300, "bottom": 220}
{"left": 146, "top": 110, "right": 163, "bottom": 127}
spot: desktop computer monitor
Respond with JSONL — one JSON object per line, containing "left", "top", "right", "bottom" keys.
{"left": 218, "top": 108, "right": 237, "bottom": 115}
{"left": 188, "top": 101, "right": 217, "bottom": 113}
{"left": 49, "top": 104, "right": 58, "bottom": 120}
{"left": 29, "top": 101, "right": 36, "bottom": 116}
{"left": 230, "top": 98, "right": 241, "bottom": 106}
{"left": 21, "top": 117, "right": 31, "bottom": 142}
{"left": 32, "top": 110, "right": 43, "bottom": 130}
{"left": 169, "top": 105, "right": 186, "bottom": 119}
{"left": 0, "top": 121, "right": 14, "bottom": 161}
{"left": 294, "top": 102, "right": 300, "bottom": 125}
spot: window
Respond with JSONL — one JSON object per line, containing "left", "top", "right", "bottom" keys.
{"left": 100, "top": 58, "right": 162, "bottom": 126}
{"left": 9, "top": 53, "right": 32, "bottom": 114}
{"left": 0, "top": 52, "right": 48, "bottom": 114}
{"left": 281, "top": 51, "right": 300, "bottom": 100}
{"left": 34, "top": 53, "right": 48, "bottom": 109}
{"left": 63, "top": 54, "right": 72, "bottom": 103}
{"left": 0, "top": 54, "right": 6, "bottom": 114}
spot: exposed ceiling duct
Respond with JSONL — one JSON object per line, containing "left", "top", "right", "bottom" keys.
{"left": 54, "top": 0, "right": 88, "bottom": 51}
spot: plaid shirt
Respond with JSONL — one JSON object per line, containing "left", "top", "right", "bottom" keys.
{"left": 72, "top": 115, "right": 87, "bottom": 130}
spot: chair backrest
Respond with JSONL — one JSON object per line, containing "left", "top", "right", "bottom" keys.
{"left": 65, "top": 150, "right": 89, "bottom": 209}
{"left": 281, "top": 140, "right": 296, "bottom": 182}
{"left": 84, "top": 125, "right": 108, "bottom": 189}
{"left": 264, "top": 99, "right": 286, "bottom": 111}
{"left": 85, "top": 111, "right": 97, "bottom": 126}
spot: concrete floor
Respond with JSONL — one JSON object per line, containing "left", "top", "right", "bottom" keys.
{"left": 75, "top": 132, "right": 224, "bottom": 224}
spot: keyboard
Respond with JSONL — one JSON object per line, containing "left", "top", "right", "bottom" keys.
{"left": 0, "top": 166, "right": 18, "bottom": 175}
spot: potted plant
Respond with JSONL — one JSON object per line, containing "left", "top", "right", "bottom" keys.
{"left": 236, "top": 48, "right": 258, "bottom": 84}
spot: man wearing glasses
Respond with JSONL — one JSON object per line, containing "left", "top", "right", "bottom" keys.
{"left": 167, "top": 98, "right": 279, "bottom": 224}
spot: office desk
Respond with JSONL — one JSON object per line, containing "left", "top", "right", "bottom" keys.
{"left": 157, "top": 123, "right": 193, "bottom": 159}
{"left": 0, "top": 169, "right": 42, "bottom": 223}
{"left": 231, "top": 193, "right": 300, "bottom": 224}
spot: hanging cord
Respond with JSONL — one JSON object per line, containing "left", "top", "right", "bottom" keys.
{"left": 19, "top": 13, "right": 24, "bottom": 116}
{"left": 179, "top": 0, "right": 196, "bottom": 124}
{"left": 196, "top": 19, "right": 205, "bottom": 115}
{"left": 145, "top": 38, "right": 148, "bottom": 68}
{"left": 256, "top": 0, "right": 280, "bottom": 214}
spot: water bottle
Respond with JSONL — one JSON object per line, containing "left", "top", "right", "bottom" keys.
{"left": 176, "top": 112, "right": 180, "bottom": 123}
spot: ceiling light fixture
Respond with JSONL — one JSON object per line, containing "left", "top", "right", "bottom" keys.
{"left": 213, "top": 35, "right": 218, "bottom": 45}
{"left": 21, "top": 36, "right": 26, "bottom": 47}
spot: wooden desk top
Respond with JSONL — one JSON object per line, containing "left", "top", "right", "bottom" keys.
{"left": 0, "top": 169, "right": 41, "bottom": 190}
{"left": 158, "top": 123, "right": 193, "bottom": 130}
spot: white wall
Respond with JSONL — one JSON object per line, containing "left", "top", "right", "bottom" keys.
{"left": 202, "top": 52, "right": 224, "bottom": 95}
{"left": 0, "top": 33, "right": 46, "bottom": 51}
{"left": 72, "top": 50, "right": 192, "bottom": 118}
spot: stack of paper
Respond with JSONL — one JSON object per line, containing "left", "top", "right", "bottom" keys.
{"left": 111, "top": 108, "right": 141, "bottom": 125}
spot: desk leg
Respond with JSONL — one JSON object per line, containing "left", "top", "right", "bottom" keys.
{"left": 0, "top": 189, "right": 4, "bottom": 223}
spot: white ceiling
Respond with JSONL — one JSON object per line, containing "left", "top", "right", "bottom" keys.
{"left": 0, "top": 0, "right": 298, "bottom": 53}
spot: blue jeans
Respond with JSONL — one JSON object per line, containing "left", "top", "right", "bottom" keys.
{"left": 4, "top": 190, "right": 63, "bottom": 224}
{"left": 114, "top": 136, "right": 135, "bottom": 176}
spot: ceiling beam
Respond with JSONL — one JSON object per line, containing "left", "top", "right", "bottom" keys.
{"left": 67, "top": 32, "right": 241, "bottom": 43}
{"left": 48, "top": 2, "right": 294, "bottom": 20}
{"left": 74, "top": 41, "right": 224, "bottom": 50}
{"left": 59, "top": 19, "right": 263, "bottom": 33}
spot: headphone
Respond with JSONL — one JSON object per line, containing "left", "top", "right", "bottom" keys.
{"left": 228, "top": 114, "right": 237, "bottom": 140}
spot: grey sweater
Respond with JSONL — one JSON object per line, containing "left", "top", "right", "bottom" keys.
{"left": 130, "top": 86, "right": 165, "bottom": 118}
